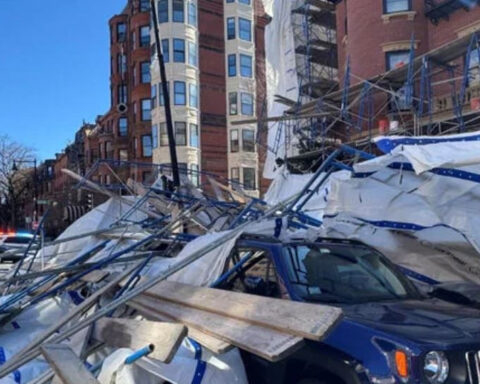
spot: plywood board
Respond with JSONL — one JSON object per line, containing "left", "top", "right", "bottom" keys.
{"left": 92, "top": 318, "right": 186, "bottom": 363}
{"left": 144, "top": 281, "right": 343, "bottom": 341}
{"left": 131, "top": 295, "right": 304, "bottom": 362}
{"left": 40, "top": 344, "right": 99, "bottom": 384}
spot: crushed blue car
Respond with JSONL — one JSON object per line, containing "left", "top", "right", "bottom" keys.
{"left": 212, "top": 235, "right": 480, "bottom": 384}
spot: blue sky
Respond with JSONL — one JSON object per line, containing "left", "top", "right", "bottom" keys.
{"left": 0, "top": 0, "right": 125, "bottom": 160}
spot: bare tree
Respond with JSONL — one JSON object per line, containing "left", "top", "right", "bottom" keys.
{"left": 0, "top": 135, "right": 36, "bottom": 229}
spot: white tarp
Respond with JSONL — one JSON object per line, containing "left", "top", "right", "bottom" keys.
{"left": 262, "top": 0, "right": 299, "bottom": 178}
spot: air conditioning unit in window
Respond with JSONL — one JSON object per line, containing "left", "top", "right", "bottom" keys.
{"left": 117, "top": 103, "right": 128, "bottom": 114}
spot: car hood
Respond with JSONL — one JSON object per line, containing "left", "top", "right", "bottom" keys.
{"left": 343, "top": 299, "right": 480, "bottom": 348}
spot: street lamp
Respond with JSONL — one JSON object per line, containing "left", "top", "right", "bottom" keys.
{"left": 11, "top": 158, "right": 38, "bottom": 228}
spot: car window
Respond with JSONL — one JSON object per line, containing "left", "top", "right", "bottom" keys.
{"left": 284, "top": 243, "right": 419, "bottom": 304}
{"left": 218, "top": 248, "right": 283, "bottom": 298}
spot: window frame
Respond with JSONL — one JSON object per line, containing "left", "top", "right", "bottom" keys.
{"left": 174, "top": 81, "right": 186, "bottom": 105}
{"left": 140, "top": 25, "right": 150, "bottom": 47}
{"left": 142, "top": 135, "right": 153, "bottom": 157}
{"left": 158, "top": 0, "right": 169, "bottom": 22}
{"left": 152, "top": 124, "right": 159, "bottom": 148}
{"left": 243, "top": 167, "right": 256, "bottom": 190}
{"left": 187, "top": 41, "right": 197, "bottom": 67}
{"left": 189, "top": 83, "right": 198, "bottom": 108}
{"left": 160, "top": 122, "right": 169, "bottom": 146}
{"left": 189, "top": 123, "right": 199, "bottom": 148}
{"left": 228, "top": 54, "right": 237, "bottom": 77}
{"left": 240, "top": 54, "right": 253, "bottom": 78}
{"left": 229, "top": 92, "right": 238, "bottom": 115}
{"left": 188, "top": 1, "right": 197, "bottom": 26}
{"left": 230, "top": 129, "right": 239, "bottom": 152}
{"left": 118, "top": 84, "right": 128, "bottom": 104}
{"left": 151, "top": 84, "right": 157, "bottom": 108}
{"left": 141, "top": 61, "right": 151, "bottom": 83}
{"left": 175, "top": 122, "right": 187, "bottom": 146}
{"left": 117, "top": 22, "right": 126, "bottom": 42}
{"left": 242, "top": 129, "right": 255, "bottom": 152}
{"left": 141, "top": 98, "right": 152, "bottom": 121}
{"left": 238, "top": 18, "right": 252, "bottom": 41}
{"left": 240, "top": 92, "right": 254, "bottom": 116}
{"left": 383, "top": 0, "right": 411, "bottom": 14}
{"left": 385, "top": 50, "right": 410, "bottom": 71}
{"left": 227, "top": 17, "right": 236, "bottom": 40}
{"left": 162, "top": 39, "right": 170, "bottom": 62}
{"left": 118, "top": 117, "right": 128, "bottom": 137}
{"left": 173, "top": 0, "right": 185, "bottom": 22}
{"left": 173, "top": 38, "right": 186, "bottom": 62}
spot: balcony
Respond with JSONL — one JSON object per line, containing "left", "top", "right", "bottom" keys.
{"left": 425, "top": 0, "right": 476, "bottom": 24}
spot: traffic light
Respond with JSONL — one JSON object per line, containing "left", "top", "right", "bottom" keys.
{"left": 86, "top": 193, "right": 94, "bottom": 210}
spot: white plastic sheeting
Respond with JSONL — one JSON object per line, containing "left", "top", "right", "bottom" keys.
{"left": 262, "top": 0, "right": 299, "bottom": 178}
{"left": 98, "top": 340, "right": 248, "bottom": 384}
{"left": 263, "top": 134, "right": 480, "bottom": 284}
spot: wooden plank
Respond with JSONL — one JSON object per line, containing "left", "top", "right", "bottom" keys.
{"left": 131, "top": 295, "right": 304, "bottom": 362}
{"left": 144, "top": 281, "right": 343, "bottom": 341}
{"left": 92, "top": 318, "right": 186, "bottom": 363}
{"left": 40, "top": 344, "right": 99, "bottom": 384}
{"left": 128, "top": 300, "right": 232, "bottom": 355}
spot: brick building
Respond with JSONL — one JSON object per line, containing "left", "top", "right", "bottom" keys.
{"left": 150, "top": 0, "right": 269, "bottom": 195}
{"left": 323, "top": 0, "right": 480, "bottom": 138}
{"left": 85, "top": 0, "right": 154, "bottom": 185}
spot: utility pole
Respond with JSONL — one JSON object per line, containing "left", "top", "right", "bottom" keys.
{"left": 150, "top": 0, "right": 181, "bottom": 188}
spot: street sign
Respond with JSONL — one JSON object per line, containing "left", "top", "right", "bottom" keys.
{"left": 37, "top": 200, "right": 49, "bottom": 205}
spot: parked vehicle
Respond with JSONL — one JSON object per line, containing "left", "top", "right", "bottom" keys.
{"left": 0, "top": 232, "right": 34, "bottom": 263}
{"left": 213, "top": 235, "right": 480, "bottom": 384}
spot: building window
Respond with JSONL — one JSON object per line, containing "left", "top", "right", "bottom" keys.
{"left": 159, "top": 82, "right": 170, "bottom": 106}
{"left": 189, "top": 83, "right": 198, "bottom": 108}
{"left": 173, "top": 0, "right": 185, "bottom": 22}
{"left": 162, "top": 39, "right": 169, "bottom": 62}
{"left": 188, "top": 2, "right": 197, "bottom": 26}
{"left": 140, "top": 26, "right": 150, "bottom": 47}
{"left": 118, "top": 117, "right": 128, "bottom": 136}
{"left": 228, "top": 54, "right": 237, "bottom": 77}
{"left": 240, "top": 54, "right": 252, "bottom": 77}
{"left": 383, "top": 0, "right": 411, "bottom": 13}
{"left": 189, "top": 123, "right": 199, "bottom": 147}
{"left": 190, "top": 164, "right": 200, "bottom": 186}
{"left": 140, "top": 0, "right": 151, "bottom": 11}
{"left": 188, "top": 41, "right": 197, "bottom": 67}
{"left": 173, "top": 39, "right": 185, "bottom": 62}
{"left": 386, "top": 50, "right": 410, "bottom": 71}
{"left": 152, "top": 84, "right": 157, "bottom": 108}
{"left": 117, "top": 54, "right": 127, "bottom": 74}
{"left": 231, "top": 167, "right": 240, "bottom": 185}
{"left": 175, "top": 122, "right": 187, "bottom": 145}
{"left": 229, "top": 92, "right": 238, "bottom": 115}
{"left": 226, "top": 0, "right": 234, "bottom": 3}
{"left": 142, "top": 171, "right": 152, "bottom": 183}
{"left": 174, "top": 81, "right": 186, "bottom": 105}
{"left": 141, "top": 61, "right": 151, "bottom": 83}
{"left": 119, "top": 149, "right": 128, "bottom": 161}
{"left": 160, "top": 123, "right": 169, "bottom": 146}
{"left": 142, "top": 135, "right": 153, "bottom": 157}
{"left": 152, "top": 124, "right": 158, "bottom": 148}
{"left": 227, "top": 17, "right": 235, "bottom": 40}
{"left": 117, "top": 23, "right": 126, "bottom": 42}
{"left": 141, "top": 99, "right": 152, "bottom": 120}
{"left": 118, "top": 85, "right": 127, "bottom": 104}
{"left": 243, "top": 168, "right": 256, "bottom": 190}
{"left": 105, "top": 141, "right": 113, "bottom": 159}
{"left": 239, "top": 0, "right": 250, "bottom": 4}
{"left": 158, "top": 0, "right": 169, "bottom": 22}
{"left": 242, "top": 129, "right": 255, "bottom": 152}
{"left": 238, "top": 18, "right": 251, "bottom": 41}
{"left": 241, "top": 92, "right": 254, "bottom": 115}
{"left": 230, "top": 129, "right": 239, "bottom": 152}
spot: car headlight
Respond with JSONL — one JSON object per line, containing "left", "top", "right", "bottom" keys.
{"left": 424, "top": 351, "right": 449, "bottom": 383}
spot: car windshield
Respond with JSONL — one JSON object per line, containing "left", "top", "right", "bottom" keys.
{"left": 283, "top": 243, "right": 420, "bottom": 304}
